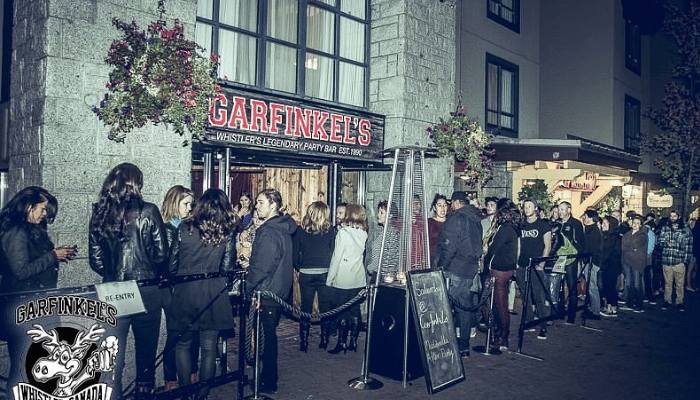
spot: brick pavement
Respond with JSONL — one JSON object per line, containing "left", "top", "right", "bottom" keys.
{"left": 209, "top": 291, "right": 700, "bottom": 400}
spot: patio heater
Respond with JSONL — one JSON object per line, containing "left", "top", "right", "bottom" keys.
{"left": 349, "top": 147, "right": 432, "bottom": 390}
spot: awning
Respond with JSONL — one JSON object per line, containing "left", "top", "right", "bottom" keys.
{"left": 490, "top": 136, "right": 642, "bottom": 172}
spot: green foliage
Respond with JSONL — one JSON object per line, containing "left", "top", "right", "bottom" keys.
{"left": 93, "top": 13, "right": 220, "bottom": 145}
{"left": 517, "top": 179, "right": 554, "bottom": 212}
{"left": 641, "top": 1, "right": 700, "bottom": 216}
{"left": 595, "top": 187, "right": 621, "bottom": 216}
{"left": 426, "top": 108, "right": 496, "bottom": 188}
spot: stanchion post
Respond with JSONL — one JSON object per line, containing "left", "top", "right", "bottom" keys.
{"left": 245, "top": 291, "right": 273, "bottom": 400}
{"left": 474, "top": 277, "right": 501, "bottom": 355}
{"left": 347, "top": 284, "right": 383, "bottom": 390}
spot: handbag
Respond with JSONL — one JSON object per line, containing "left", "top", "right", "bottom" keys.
{"left": 577, "top": 276, "right": 587, "bottom": 295}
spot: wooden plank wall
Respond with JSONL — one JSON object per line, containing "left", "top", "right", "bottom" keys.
{"left": 265, "top": 166, "right": 328, "bottom": 224}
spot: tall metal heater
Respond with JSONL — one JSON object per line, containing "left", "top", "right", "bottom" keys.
{"left": 350, "top": 147, "right": 432, "bottom": 389}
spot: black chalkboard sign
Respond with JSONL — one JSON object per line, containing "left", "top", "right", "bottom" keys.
{"left": 407, "top": 270, "right": 465, "bottom": 394}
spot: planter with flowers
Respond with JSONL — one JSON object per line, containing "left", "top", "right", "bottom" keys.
{"left": 93, "top": 10, "right": 220, "bottom": 145}
{"left": 426, "top": 108, "right": 495, "bottom": 189}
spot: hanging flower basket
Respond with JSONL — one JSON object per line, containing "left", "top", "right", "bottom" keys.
{"left": 427, "top": 108, "right": 496, "bottom": 188}
{"left": 92, "top": 17, "right": 221, "bottom": 145}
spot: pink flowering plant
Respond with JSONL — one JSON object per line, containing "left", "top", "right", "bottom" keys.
{"left": 93, "top": 16, "right": 221, "bottom": 144}
{"left": 426, "top": 108, "right": 495, "bottom": 187}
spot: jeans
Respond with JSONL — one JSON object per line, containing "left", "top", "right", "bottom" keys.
{"left": 259, "top": 305, "right": 281, "bottom": 386}
{"left": 515, "top": 267, "right": 549, "bottom": 329}
{"left": 490, "top": 269, "right": 514, "bottom": 346}
{"left": 175, "top": 329, "right": 219, "bottom": 399}
{"left": 601, "top": 264, "right": 621, "bottom": 307}
{"left": 565, "top": 262, "right": 580, "bottom": 320}
{"left": 113, "top": 307, "right": 162, "bottom": 397}
{"left": 583, "top": 263, "right": 601, "bottom": 315}
{"left": 298, "top": 272, "right": 331, "bottom": 315}
{"left": 444, "top": 271, "right": 477, "bottom": 352}
{"left": 545, "top": 272, "right": 563, "bottom": 314}
{"left": 622, "top": 265, "right": 644, "bottom": 309}
{"left": 663, "top": 263, "right": 686, "bottom": 305}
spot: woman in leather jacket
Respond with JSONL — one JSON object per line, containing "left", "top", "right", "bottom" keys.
{"left": 0, "top": 186, "right": 76, "bottom": 389}
{"left": 167, "top": 188, "right": 238, "bottom": 399}
{"left": 89, "top": 163, "right": 167, "bottom": 396}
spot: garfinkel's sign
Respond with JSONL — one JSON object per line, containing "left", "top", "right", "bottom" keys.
{"left": 207, "top": 89, "right": 385, "bottom": 161}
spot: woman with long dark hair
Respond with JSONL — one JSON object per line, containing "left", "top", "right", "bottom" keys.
{"left": 0, "top": 186, "right": 76, "bottom": 389}
{"left": 484, "top": 198, "right": 521, "bottom": 350}
{"left": 0, "top": 186, "right": 76, "bottom": 294}
{"left": 235, "top": 191, "right": 254, "bottom": 232}
{"left": 293, "top": 201, "right": 335, "bottom": 351}
{"left": 600, "top": 216, "right": 622, "bottom": 317}
{"left": 326, "top": 203, "right": 368, "bottom": 354}
{"left": 89, "top": 163, "right": 167, "bottom": 396}
{"left": 168, "top": 188, "right": 238, "bottom": 399}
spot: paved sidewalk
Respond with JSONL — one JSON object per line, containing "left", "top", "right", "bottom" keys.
{"left": 210, "top": 292, "right": 700, "bottom": 400}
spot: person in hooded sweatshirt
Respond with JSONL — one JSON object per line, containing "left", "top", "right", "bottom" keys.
{"left": 326, "top": 203, "right": 368, "bottom": 354}
{"left": 245, "top": 189, "right": 297, "bottom": 395}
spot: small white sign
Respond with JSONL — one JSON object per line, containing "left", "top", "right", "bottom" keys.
{"left": 552, "top": 256, "right": 568, "bottom": 274}
{"left": 647, "top": 193, "right": 673, "bottom": 208}
{"left": 95, "top": 281, "right": 146, "bottom": 317}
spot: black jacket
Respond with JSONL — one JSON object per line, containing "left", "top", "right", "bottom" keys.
{"left": 89, "top": 202, "right": 168, "bottom": 282}
{"left": 293, "top": 227, "right": 335, "bottom": 271}
{"left": 584, "top": 224, "right": 603, "bottom": 265}
{"left": 245, "top": 214, "right": 296, "bottom": 305}
{"left": 432, "top": 204, "right": 482, "bottom": 278}
{"left": 485, "top": 223, "right": 519, "bottom": 272}
{"left": 0, "top": 224, "right": 59, "bottom": 294}
{"left": 167, "top": 224, "right": 236, "bottom": 331}
{"left": 559, "top": 216, "right": 585, "bottom": 253}
{"left": 601, "top": 229, "right": 622, "bottom": 273}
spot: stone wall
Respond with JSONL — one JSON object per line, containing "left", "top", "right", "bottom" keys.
{"left": 3, "top": 0, "right": 198, "bottom": 389}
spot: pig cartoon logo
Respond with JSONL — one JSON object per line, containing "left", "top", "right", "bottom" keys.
{"left": 25, "top": 323, "right": 118, "bottom": 397}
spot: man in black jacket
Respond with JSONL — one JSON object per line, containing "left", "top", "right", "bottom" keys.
{"left": 432, "top": 191, "right": 483, "bottom": 358}
{"left": 582, "top": 210, "right": 603, "bottom": 320}
{"left": 557, "top": 201, "right": 586, "bottom": 324}
{"left": 245, "top": 189, "right": 296, "bottom": 394}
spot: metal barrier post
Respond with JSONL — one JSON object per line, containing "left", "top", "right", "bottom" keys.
{"left": 245, "top": 291, "right": 272, "bottom": 400}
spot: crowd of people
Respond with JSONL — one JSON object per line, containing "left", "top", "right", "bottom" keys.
{"left": 2, "top": 168, "right": 699, "bottom": 398}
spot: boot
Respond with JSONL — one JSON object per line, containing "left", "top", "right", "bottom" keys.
{"left": 318, "top": 321, "right": 330, "bottom": 350}
{"left": 299, "top": 321, "right": 310, "bottom": 352}
{"left": 347, "top": 317, "right": 360, "bottom": 352}
{"left": 327, "top": 319, "right": 348, "bottom": 354}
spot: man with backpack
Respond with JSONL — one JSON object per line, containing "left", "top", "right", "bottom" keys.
{"left": 557, "top": 202, "right": 586, "bottom": 324}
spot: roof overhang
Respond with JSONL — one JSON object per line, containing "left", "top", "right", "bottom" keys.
{"left": 490, "top": 137, "right": 642, "bottom": 172}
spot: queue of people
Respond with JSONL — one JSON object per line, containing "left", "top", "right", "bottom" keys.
{"left": 2, "top": 168, "right": 699, "bottom": 398}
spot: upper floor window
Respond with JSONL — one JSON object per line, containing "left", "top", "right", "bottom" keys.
{"left": 487, "top": 0, "right": 520, "bottom": 33}
{"left": 486, "top": 53, "right": 518, "bottom": 138}
{"left": 196, "top": 0, "right": 369, "bottom": 108}
{"left": 624, "top": 95, "right": 641, "bottom": 154}
{"left": 625, "top": 19, "right": 641, "bottom": 75}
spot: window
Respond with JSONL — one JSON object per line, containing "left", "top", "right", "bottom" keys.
{"left": 624, "top": 95, "right": 641, "bottom": 154}
{"left": 485, "top": 53, "right": 519, "bottom": 137}
{"left": 625, "top": 19, "right": 641, "bottom": 75}
{"left": 196, "top": 0, "right": 370, "bottom": 108}
{"left": 487, "top": 0, "right": 520, "bottom": 33}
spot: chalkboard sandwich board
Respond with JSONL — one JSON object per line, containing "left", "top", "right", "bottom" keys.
{"left": 407, "top": 270, "right": 465, "bottom": 394}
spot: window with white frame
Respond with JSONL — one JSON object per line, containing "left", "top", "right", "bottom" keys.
{"left": 486, "top": 53, "right": 518, "bottom": 137}
{"left": 196, "top": 0, "right": 369, "bottom": 108}
{"left": 487, "top": 0, "right": 520, "bottom": 33}
{"left": 625, "top": 20, "right": 641, "bottom": 75}
{"left": 624, "top": 95, "right": 641, "bottom": 154}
